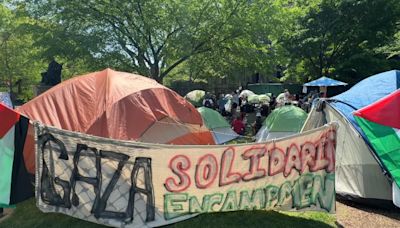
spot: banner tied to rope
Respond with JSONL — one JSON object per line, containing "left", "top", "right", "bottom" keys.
{"left": 35, "top": 122, "right": 337, "bottom": 227}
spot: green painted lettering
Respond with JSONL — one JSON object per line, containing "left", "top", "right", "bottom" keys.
{"left": 265, "top": 185, "right": 279, "bottom": 209}
{"left": 164, "top": 193, "right": 188, "bottom": 220}
{"left": 239, "top": 188, "right": 265, "bottom": 210}
{"left": 221, "top": 191, "right": 238, "bottom": 211}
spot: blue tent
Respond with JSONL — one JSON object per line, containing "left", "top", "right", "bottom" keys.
{"left": 304, "top": 76, "right": 348, "bottom": 86}
{"left": 0, "top": 92, "right": 12, "bottom": 108}
{"left": 330, "top": 70, "right": 400, "bottom": 136}
{"left": 302, "top": 70, "right": 400, "bottom": 205}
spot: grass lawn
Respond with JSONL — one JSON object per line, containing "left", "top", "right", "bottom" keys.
{"left": 0, "top": 199, "right": 336, "bottom": 228}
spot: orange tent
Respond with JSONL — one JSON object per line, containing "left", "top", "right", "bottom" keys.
{"left": 17, "top": 68, "right": 215, "bottom": 145}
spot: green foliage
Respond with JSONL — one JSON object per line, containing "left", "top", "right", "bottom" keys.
{"left": 22, "top": 0, "right": 264, "bottom": 83}
{"left": 282, "top": 0, "right": 400, "bottom": 82}
{"left": 376, "top": 31, "right": 400, "bottom": 59}
{"left": 0, "top": 4, "right": 46, "bottom": 100}
{"left": 2, "top": 0, "right": 399, "bottom": 92}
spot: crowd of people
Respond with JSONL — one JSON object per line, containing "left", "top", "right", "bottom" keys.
{"left": 200, "top": 87, "right": 323, "bottom": 136}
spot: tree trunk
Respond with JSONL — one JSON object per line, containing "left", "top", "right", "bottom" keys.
{"left": 150, "top": 64, "right": 162, "bottom": 83}
{"left": 5, "top": 40, "right": 12, "bottom": 94}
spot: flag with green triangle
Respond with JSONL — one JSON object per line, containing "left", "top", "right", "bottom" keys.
{"left": 0, "top": 103, "right": 34, "bottom": 207}
{"left": 354, "top": 90, "right": 400, "bottom": 191}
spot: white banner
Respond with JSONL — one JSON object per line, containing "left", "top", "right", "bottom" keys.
{"left": 35, "top": 122, "right": 337, "bottom": 227}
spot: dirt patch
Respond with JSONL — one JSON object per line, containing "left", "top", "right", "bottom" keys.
{"left": 336, "top": 200, "right": 400, "bottom": 227}
{"left": 0, "top": 208, "right": 14, "bottom": 223}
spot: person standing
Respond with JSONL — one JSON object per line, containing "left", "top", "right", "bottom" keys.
{"left": 283, "top": 89, "right": 291, "bottom": 104}
{"left": 232, "top": 91, "right": 239, "bottom": 107}
{"left": 203, "top": 92, "right": 214, "bottom": 109}
{"left": 230, "top": 102, "right": 239, "bottom": 121}
{"left": 217, "top": 94, "right": 227, "bottom": 115}
{"left": 252, "top": 112, "right": 263, "bottom": 135}
{"left": 232, "top": 116, "right": 245, "bottom": 135}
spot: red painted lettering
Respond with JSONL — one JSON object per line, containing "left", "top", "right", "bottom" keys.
{"left": 219, "top": 147, "right": 242, "bottom": 187}
{"left": 284, "top": 144, "right": 301, "bottom": 177}
{"left": 311, "top": 138, "right": 329, "bottom": 172}
{"left": 300, "top": 142, "right": 316, "bottom": 174}
{"left": 242, "top": 146, "right": 267, "bottom": 181}
{"left": 268, "top": 147, "right": 285, "bottom": 176}
{"left": 195, "top": 154, "right": 218, "bottom": 189}
{"left": 325, "top": 130, "right": 336, "bottom": 172}
{"left": 164, "top": 155, "right": 191, "bottom": 192}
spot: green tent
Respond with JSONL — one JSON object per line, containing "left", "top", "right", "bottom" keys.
{"left": 197, "top": 107, "right": 238, "bottom": 144}
{"left": 184, "top": 90, "right": 205, "bottom": 107}
{"left": 256, "top": 105, "right": 307, "bottom": 141}
{"left": 258, "top": 94, "right": 270, "bottom": 103}
{"left": 247, "top": 94, "right": 259, "bottom": 104}
{"left": 248, "top": 94, "right": 270, "bottom": 104}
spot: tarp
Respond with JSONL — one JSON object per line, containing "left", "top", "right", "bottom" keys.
{"left": 17, "top": 69, "right": 214, "bottom": 146}
{"left": 256, "top": 105, "right": 307, "bottom": 142}
{"left": 304, "top": 76, "right": 347, "bottom": 87}
{"left": 247, "top": 94, "right": 259, "bottom": 104}
{"left": 197, "top": 107, "right": 238, "bottom": 144}
{"left": 258, "top": 94, "right": 271, "bottom": 103}
{"left": 247, "top": 94, "right": 270, "bottom": 104}
{"left": 239, "top": 90, "right": 255, "bottom": 98}
{"left": 302, "top": 70, "right": 400, "bottom": 205}
{"left": 35, "top": 122, "right": 337, "bottom": 227}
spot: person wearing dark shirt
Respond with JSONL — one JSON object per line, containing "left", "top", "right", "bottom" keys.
{"left": 260, "top": 103, "right": 269, "bottom": 117}
{"left": 252, "top": 113, "right": 263, "bottom": 135}
{"left": 217, "top": 94, "right": 227, "bottom": 115}
{"left": 232, "top": 116, "right": 245, "bottom": 135}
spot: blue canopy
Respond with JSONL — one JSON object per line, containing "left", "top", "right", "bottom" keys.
{"left": 304, "top": 76, "right": 347, "bottom": 86}
{"left": 330, "top": 70, "right": 400, "bottom": 138}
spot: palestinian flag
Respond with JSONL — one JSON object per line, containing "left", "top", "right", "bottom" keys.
{"left": 0, "top": 103, "right": 34, "bottom": 206}
{"left": 354, "top": 90, "right": 400, "bottom": 188}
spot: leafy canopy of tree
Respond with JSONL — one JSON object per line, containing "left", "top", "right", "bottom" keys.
{"left": 24, "top": 0, "right": 267, "bottom": 83}
{"left": 1, "top": 0, "right": 399, "bottom": 96}
{"left": 0, "top": 4, "right": 46, "bottom": 100}
{"left": 282, "top": 0, "right": 400, "bottom": 82}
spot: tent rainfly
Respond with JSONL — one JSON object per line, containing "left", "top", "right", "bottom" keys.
{"left": 256, "top": 105, "right": 307, "bottom": 142}
{"left": 17, "top": 68, "right": 215, "bottom": 148}
{"left": 197, "top": 107, "right": 239, "bottom": 144}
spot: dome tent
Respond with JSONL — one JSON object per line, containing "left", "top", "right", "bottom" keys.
{"left": 256, "top": 105, "right": 308, "bottom": 142}
{"left": 17, "top": 68, "right": 215, "bottom": 145}
{"left": 302, "top": 70, "right": 400, "bottom": 206}
{"left": 197, "top": 107, "right": 238, "bottom": 144}
{"left": 184, "top": 90, "right": 206, "bottom": 107}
